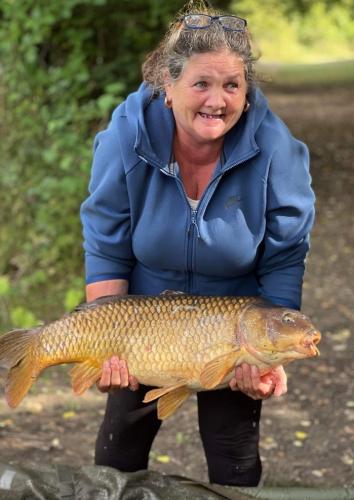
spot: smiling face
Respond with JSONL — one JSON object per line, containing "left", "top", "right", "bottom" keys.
{"left": 164, "top": 49, "right": 248, "bottom": 147}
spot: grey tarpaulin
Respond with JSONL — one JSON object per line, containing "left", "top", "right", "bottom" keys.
{"left": 0, "top": 463, "right": 353, "bottom": 500}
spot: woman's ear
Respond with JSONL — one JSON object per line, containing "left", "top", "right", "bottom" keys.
{"left": 163, "top": 68, "right": 172, "bottom": 99}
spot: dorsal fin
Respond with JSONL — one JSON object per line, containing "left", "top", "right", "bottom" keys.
{"left": 74, "top": 292, "right": 188, "bottom": 313}
{"left": 73, "top": 294, "right": 130, "bottom": 313}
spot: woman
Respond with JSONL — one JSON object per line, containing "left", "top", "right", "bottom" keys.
{"left": 80, "top": 2, "right": 315, "bottom": 487}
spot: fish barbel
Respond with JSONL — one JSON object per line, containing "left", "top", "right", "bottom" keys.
{"left": 0, "top": 294, "right": 320, "bottom": 419}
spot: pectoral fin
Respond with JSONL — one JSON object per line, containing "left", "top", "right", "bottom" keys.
{"left": 199, "top": 350, "right": 242, "bottom": 390}
{"left": 70, "top": 360, "right": 102, "bottom": 395}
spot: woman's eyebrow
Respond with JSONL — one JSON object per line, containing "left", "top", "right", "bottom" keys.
{"left": 196, "top": 73, "right": 242, "bottom": 79}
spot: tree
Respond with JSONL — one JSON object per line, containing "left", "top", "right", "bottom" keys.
{"left": 0, "top": 0, "right": 232, "bottom": 323}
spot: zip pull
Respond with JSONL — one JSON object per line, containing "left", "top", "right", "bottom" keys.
{"left": 138, "top": 155, "right": 148, "bottom": 164}
{"left": 189, "top": 210, "right": 201, "bottom": 239}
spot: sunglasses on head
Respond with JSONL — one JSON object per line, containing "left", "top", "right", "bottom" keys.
{"left": 180, "top": 14, "right": 247, "bottom": 32}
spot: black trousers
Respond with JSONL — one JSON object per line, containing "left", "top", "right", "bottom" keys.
{"left": 95, "top": 385, "right": 262, "bottom": 486}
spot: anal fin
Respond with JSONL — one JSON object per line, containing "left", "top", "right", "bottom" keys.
{"left": 143, "top": 383, "right": 187, "bottom": 403}
{"left": 143, "top": 383, "right": 192, "bottom": 420}
{"left": 69, "top": 360, "right": 102, "bottom": 395}
{"left": 199, "top": 350, "right": 242, "bottom": 390}
{"left": 157, "top": 386, "right": 192, "bottom": 420}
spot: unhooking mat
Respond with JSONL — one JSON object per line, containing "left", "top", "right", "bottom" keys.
{"left": 0, "top": 463, "right": 353, "bottom": 500}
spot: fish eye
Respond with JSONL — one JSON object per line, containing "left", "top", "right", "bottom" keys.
{"left": 282, "top": 313, "right": 296, "bottom": 325}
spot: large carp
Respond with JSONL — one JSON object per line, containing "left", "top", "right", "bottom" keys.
{"left": 0, "top": 294, "right": 320, "bottom": 419}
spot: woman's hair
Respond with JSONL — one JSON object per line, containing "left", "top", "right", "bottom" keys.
{"left": 142, "top": 0, "right": 257, "bottom": 95}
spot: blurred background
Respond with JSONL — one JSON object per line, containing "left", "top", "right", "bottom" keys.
{"left": 0, "top": 0, "right": 353, "bottom": 328}
{"left": 1, "top": 0, "right": 354, "bottom": 488}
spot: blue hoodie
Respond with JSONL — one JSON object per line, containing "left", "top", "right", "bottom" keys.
{"left": 80, "top": 84, "right": 315, "bottom": 309}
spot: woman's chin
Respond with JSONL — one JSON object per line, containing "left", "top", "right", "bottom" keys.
{"left": 193, "top": 125, "right": 226, "bottom": 143}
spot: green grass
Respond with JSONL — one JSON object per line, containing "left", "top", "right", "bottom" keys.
{"left": 257, "top": 59, "right": 354, "bottom": 87}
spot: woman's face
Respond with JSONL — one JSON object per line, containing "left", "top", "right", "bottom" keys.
{"left": 164, "top": 49, "right": 248, "bottom": 147}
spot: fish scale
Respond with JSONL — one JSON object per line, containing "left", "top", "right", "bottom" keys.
{"left": 0, "top": 294, "right": 321, "bottom": 419}
{"left": 36, "top": 295, "right": 249, "bottom": 385}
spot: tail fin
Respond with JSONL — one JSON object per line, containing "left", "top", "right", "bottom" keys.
{"left": 0, "top": 328, "right": 41, "bottom": 408}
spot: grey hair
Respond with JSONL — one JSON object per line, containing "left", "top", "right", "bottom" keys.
{"left": 142, "top": 1, "right": 257, "bottom": 95}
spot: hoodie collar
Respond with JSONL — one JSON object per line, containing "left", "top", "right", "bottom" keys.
{"left": 132, "top": 83, "right": 269, "bottom": 172}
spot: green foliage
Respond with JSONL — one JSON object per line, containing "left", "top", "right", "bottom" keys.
{"left": 0, "top": 275, "right": 37, "bottom": 331}
{"left": 10, "top": 307, "right": 38, "bottom": 329}
{"left": 64, "top": 287, "right": 85, "bottom": 312}
{"left": 297, "top": 1, "right": 354, "bottom": 56}
{"left": 232, "top": 0, "right": 354, "bottom": 62}
{"left": 0, "top": 276, "right": 11, "bottom": 297}
{"left": 0, "top": 0, "right": 197, "bottom": 319}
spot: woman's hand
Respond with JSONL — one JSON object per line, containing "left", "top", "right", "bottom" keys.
{"left": 229, "top": 363, "right": 287, "bottom": 400}
{"left": 97, "top": 356, "right": 139, "bottom": 393}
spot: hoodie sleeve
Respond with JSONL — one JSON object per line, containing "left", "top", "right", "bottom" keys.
{"left": 80, "top": 111, "right": 136, "bottom": 284}
{"left": 256, "top": 133, "right": 315, "bottom": 310}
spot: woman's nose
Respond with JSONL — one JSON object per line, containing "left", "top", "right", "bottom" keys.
{"left": 204, "top": 88, "right": 226, "bottom": 109}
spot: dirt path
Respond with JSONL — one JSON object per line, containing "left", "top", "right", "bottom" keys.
{"left": 0, "top": 86, "right": 353, "bottom": 487}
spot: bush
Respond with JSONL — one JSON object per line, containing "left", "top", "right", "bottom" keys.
{"left": 232, "top": 0, "right": 354, "bottom": 62}
{"left": 0, "top": 0, "right": 231, "bottom": 326}
{"left": 1, "top": 0, "right": 352, "bottom": 327}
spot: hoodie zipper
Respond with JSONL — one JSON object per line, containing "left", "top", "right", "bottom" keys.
{"left": 190, "top": 209, "right": 200, "bottom": 238}
{"left": 186, "top": 208, "right": 201, "bottom": 292}
{"left": 140, "top": 151, "right": 259, "bottom": 293}
{"left": 157, "top": 167, "right": 199, "bottom": 292}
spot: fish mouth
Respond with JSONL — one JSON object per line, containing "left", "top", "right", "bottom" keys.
{"left": 300, "top": 329, "right": 321, "bottom": 356}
